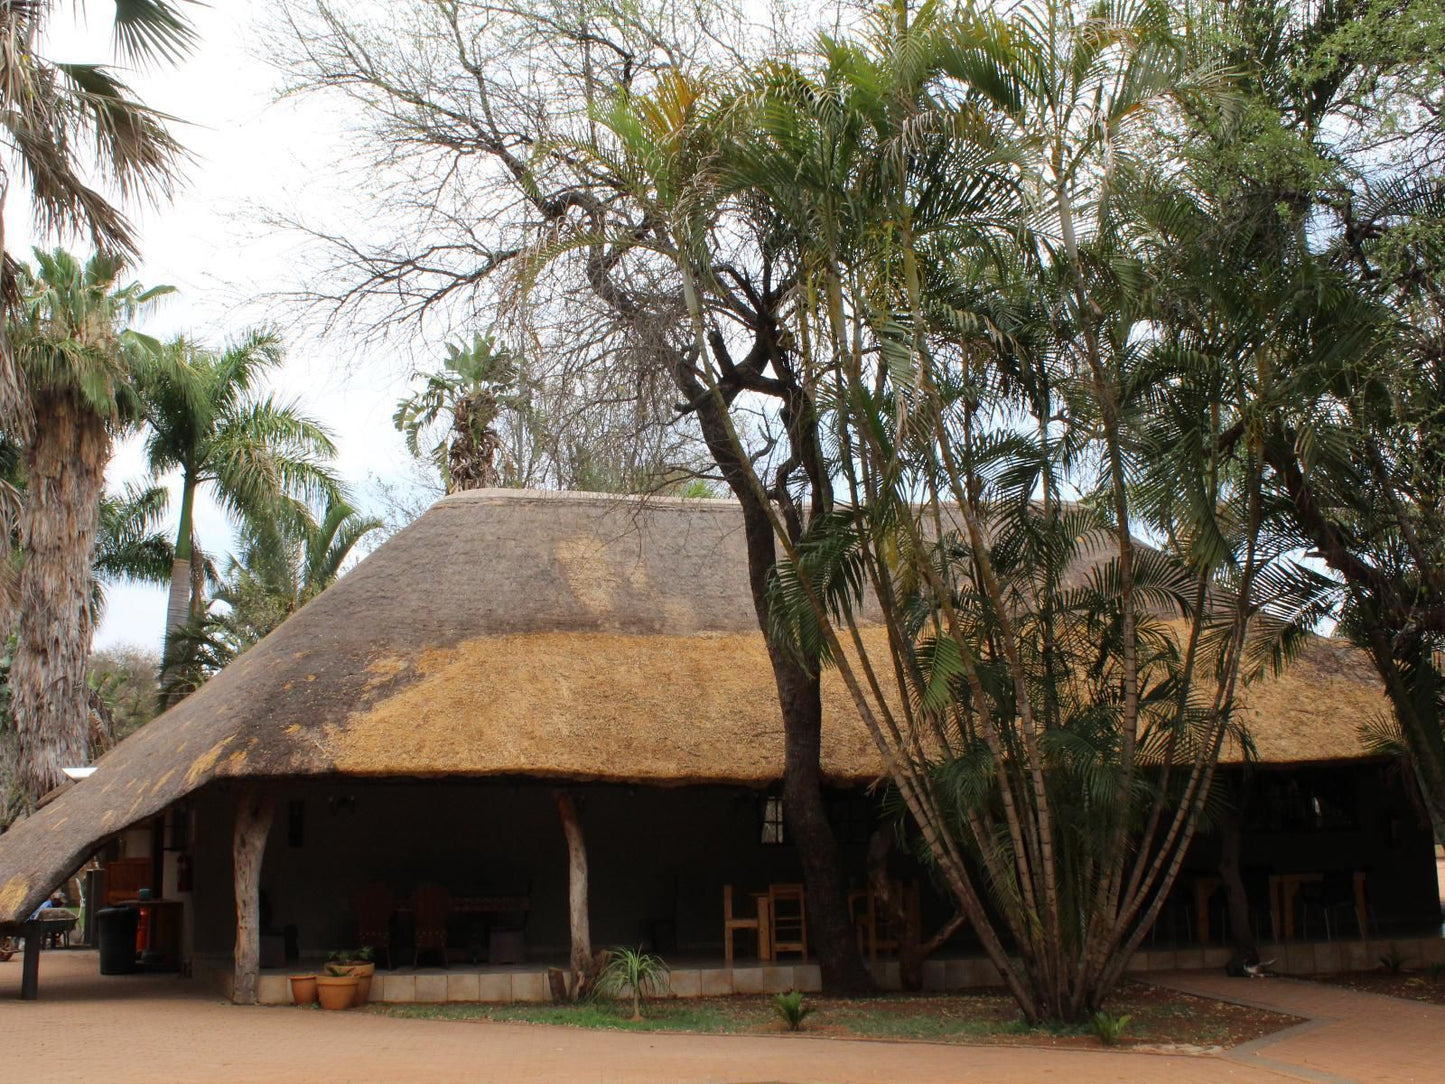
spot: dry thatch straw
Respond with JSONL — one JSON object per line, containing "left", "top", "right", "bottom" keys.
{"left": 0, "top": 489, "right": 1388, "bottom": 923}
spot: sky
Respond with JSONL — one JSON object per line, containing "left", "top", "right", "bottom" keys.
{"left": 10, "top": 6, "right": 424, "bottom": 652}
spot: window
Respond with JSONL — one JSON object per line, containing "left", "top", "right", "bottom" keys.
{"left": 760, "top": 796, "right": 786, "bottom": 844}
{"left": 828, "top": 794, "right": 873, "bottom": 845}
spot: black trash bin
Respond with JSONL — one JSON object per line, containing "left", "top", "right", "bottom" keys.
{"left": 97, "top": 906, "right": 138, "bottom": 975}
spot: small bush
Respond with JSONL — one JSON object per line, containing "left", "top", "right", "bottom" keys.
{"left": 1379, "top": 945, "right": 1407, "bottom": 974}
{"left": 773, "top": 990, "right": 814, "bottom": 1032}
{"left": 1091, "top": 1010, "right": 1131, "bottom": 1046}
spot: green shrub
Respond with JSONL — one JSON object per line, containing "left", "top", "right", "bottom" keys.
{"left": 773, "top": 990, "right": 814, "bottom": 1032}
{"left": 1091, "top": 1010, "right": 1131, "bottom": 1046}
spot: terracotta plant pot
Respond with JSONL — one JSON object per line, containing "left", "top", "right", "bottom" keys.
{"left": 336, "top": 962, "right": 375, "bottom": 1004}
{"left": 316, "top": 974, "right": 358, "bottom": 1010}
{"left": 289, "top": 974, "right": 319, "bottom": 1006}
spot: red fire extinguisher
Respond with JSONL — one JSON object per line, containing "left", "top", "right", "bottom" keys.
{"left": 135, "top": 903, "right": 152, "bottom": 952}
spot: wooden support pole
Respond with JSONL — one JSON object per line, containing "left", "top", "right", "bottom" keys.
{"left": 232, "top": 787, "right": 274, "bottom": 1005}
{"left": 554, "top": 789, "right": 592, "bottom": 996}
{"left": 20, "top": 921, "right": 42, "bottom": 1000}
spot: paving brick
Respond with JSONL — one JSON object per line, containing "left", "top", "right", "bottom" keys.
{"left": 256, "top": 974, "right": 289, "bottom": 1005}
{"left": 383, "top": 974, "right": 415, "bottom": 1003}
{"left": 1153, "top": 967, "right": 1445, "bottom": 1084}
{"left": 446, "top": 973, "right": 480, "bottom": 1002}
{"left": 1282, "top": 943, "right": 1314, "bottom": 975}
{"left": 668, "top": 969, "right": 701, "bottom": 998}
{"left": 510, "top": 971, "right": 550, "bottom": 1002}
{"left": 730, "top": 966, "right": 769, "bottom": 994}
{"left": 476, "top": 972, "right": 511, "bottom": 1002}
{"left": 791, "top": 963, "right": 822, "bottom": 993}
{"left": 1201, "top": 948, "right": 1232, "bottom": 969}
{"left": 698, "top": 967, "right": 732, "bottom": 996}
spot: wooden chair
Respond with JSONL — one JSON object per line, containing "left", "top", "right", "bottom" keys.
{"left": 769, "top": 883, "right": 807, "bottom": 960}
{"left": 354, "top": 883, "right": 394, "bottom": 969}
{"left": 723, "top": 885, "right": 765, "bottom": 965}
{"left": 412, "top": 883, "right": 451, "bottom": 968}
{"left": 849, "top": 881, "right": 919, "bottom": 960}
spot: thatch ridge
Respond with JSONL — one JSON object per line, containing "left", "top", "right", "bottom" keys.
{"left": 0, "top": 488, "right": 1389, "bottom": 923}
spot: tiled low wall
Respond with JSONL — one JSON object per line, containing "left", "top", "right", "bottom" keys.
{"left": 207, "top": 934, "right": 1445, "bottom": 1005}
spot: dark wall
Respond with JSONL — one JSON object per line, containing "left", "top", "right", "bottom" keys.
{"left": 187, "top": 762, "right": 1440, "bottom": 963}
{"left": 1187, "top": 762, "right": 1441, "bottom": 934}
{"left": 191, "top": 779, "right": 879, "bottom": 960}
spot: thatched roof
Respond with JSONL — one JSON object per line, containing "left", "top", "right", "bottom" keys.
{"left": 0, "top": 489, "right": 1390, "bottom": 922}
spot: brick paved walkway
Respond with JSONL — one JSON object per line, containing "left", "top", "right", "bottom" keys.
{"left": 1153, "top": 970, "right": 1445, "bottom": 1083}
{"left": 0, "top": 951, "right": 1394, "bottom": 1083}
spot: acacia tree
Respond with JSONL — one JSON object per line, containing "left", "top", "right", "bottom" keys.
{"left": 276, "top": 0, "right": 874, "bottom": 991}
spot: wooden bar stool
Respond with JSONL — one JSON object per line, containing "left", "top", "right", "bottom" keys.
{"left": 769, "top": 883, "right": 807, "bottom": 960}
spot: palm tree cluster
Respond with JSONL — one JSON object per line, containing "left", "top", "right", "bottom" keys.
{"left": 0, "top": 246, "right": 378, "bottom": 803}
{"left": 277, "top": 0, "right": 1445, "bottom": 1019}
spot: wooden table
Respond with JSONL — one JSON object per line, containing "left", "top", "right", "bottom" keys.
{"left": 1269, "top": 873, "right": 1321, "bottom": 940}
{"left": 750, "top": 893, "right": 772, "bottom": 962}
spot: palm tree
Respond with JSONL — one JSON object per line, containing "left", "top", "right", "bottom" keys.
{"left": 0, "top": 1, "right": 197, "bottom": 442}
{"left": 136, "top": 330, "right": 340, "bottom": 690}
{"left": 230, "top": 495, "right": 385, "bottom": 634}
{"left": 162, "top": 496, "right": 383, "bottom": 700}
{"left": 393, "top": 333, "right": 522, "bottom": 492}
{"left": 91, "top": 482, "right": 178, "bottom": 622}
{"left": 7, "top": 248, "right": 169, "bottom": 797}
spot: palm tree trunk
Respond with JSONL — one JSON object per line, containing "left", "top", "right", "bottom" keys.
{"left": 159, "top": 475, "right": 196, "bottom": 699}
{"left": 12, "top": 394, "right": 110, "bottom": 798}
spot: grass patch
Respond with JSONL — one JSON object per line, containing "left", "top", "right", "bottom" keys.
{"left": 364, "top": 981, "right": 1296, "bottom": 1049}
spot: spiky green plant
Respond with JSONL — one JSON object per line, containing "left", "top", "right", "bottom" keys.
{"left": 773, "top": 990, "right": 814, "bottom": 1032}
{"left": 1092, "top": 1010, "right": 1132, "bottom": 1046}
{"left": 594, "top": 947, "right": 670, "bottom": 1021}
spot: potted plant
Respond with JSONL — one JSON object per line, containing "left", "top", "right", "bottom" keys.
{"left": 327, "top": 946, "right": 376, "bottom": 1004}
{"left": 289, "top": 972, "right": 319, "bottom": 1005}
{"left": 316, "top": 964, "right": 359, "bottom": 1010}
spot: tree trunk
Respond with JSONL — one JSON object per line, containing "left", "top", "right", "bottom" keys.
{"left": 681, "top": 374, "right": 873, "bottom": 996}
{"left": 1219, "top": 808, "right": 1258, "bottom": 971}
{"left": 232, "top": 787, "right": 274, "bottom": 1005}
{"left": 12, "top": 395, "right": 110, "bottom": 798}
{"left": 866, "top": 829, "right": 964, "bottom": 990}
{"left": 772, "top": 646, "right": 874, "bottom": 994}
{"left": 555, "top": 789, "right": 593, "bottom": 997}
{"left": 159, "top": 477, "right": 197, "bottom": 704}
